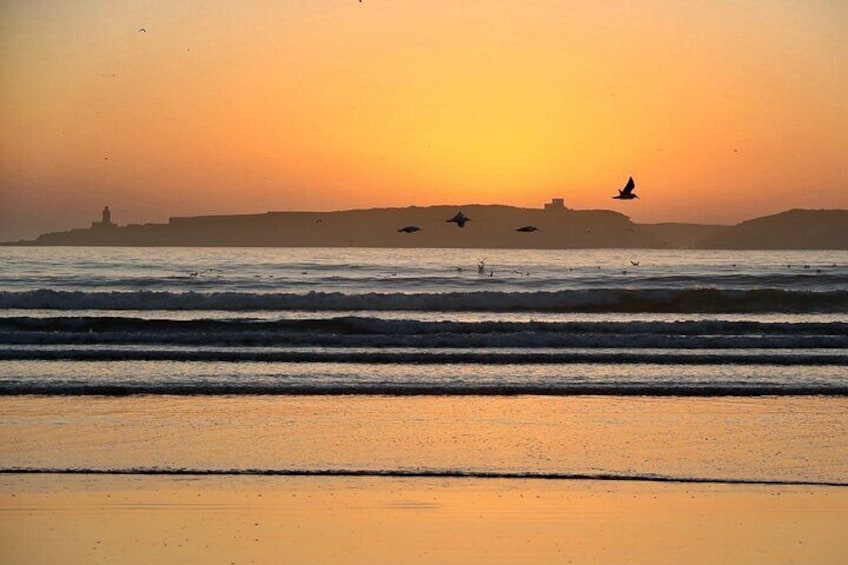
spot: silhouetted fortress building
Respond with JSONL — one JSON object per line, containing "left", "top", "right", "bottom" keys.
{"left": 544, "top": 198, "right": 567, "bottom": 211}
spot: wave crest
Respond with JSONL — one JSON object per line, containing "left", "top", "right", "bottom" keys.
{"left": 2, "top": 288, "right": 846, "bottom": 313}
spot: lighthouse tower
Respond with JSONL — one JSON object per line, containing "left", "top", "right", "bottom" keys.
{"left": 91, "top": 206, "right": 116, "bottom": 230}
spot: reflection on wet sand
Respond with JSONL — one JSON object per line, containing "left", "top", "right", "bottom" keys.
{"left": 1, "top": 475, "right": 847, "bottom": 565}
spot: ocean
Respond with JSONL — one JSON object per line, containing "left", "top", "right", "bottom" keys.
{"left": 1, "top": 247, "right": 846, "bottom": 486}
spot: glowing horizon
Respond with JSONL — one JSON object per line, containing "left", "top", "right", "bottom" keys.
{"left": 1, "top": 1, "right": 846, "bottom": 240}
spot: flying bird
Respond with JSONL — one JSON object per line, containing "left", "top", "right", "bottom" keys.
{"left": 446, "top": 212, "right": 471, "bottom": 228}
{"left": 137, "top": 28, "right": 147, "bottom": 33}
{"left": 515, "top": 225, "right": 539, "bottom": 232}
{"left": 612, "top": 177, "right": 638, "bottom": 200}
{"left": 398, "top": 226, "right": 421, "bottom": 233}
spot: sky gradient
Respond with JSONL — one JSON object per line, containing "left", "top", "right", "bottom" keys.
{"left": 1, "top": 1, "right": 846, "bottom": 240}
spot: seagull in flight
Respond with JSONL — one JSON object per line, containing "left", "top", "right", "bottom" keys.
{"left": 397, "top": 226, "right": 421, "bottom": 233}
{"left": 515, "top": 225, "right": 539, "bottom": 232}
{"left": 446, "top": 212, "right": 471, "bottom": 228}
{"left": 137, "top": 28, "right": 147, "bottom": 33}
{"left": 612, "top": 177, "right": 638, "bottom": 200}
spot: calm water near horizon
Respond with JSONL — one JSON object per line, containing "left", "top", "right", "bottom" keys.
{"left": 0, "top": 247, "right": 846, "bottom": 485}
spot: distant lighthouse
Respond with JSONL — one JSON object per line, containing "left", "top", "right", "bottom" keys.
{"left": 91, "top": 206, "right": 115, "bottom": 230}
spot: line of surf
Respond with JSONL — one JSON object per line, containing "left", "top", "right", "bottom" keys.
{"left": 2, "top": 467, "right": 845, "bottom": 487}
{"left": 2, "top": 383, "right": 846, "bottom": 396}
{"left": 2, "top": 288, "right": 847, "bottom": 313}
{"left": 2, "top": 348, "right": 844, "bottom": 365}
{"left": 2, "top": 316, "right": 845, "bottom": 335}
{"left": 5, "top": 332, "right": 845, "bottom": 349}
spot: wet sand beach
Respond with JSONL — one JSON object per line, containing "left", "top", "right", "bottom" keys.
{"left": 2, "top": 395, "right": 847, "bottom": 563}
{"left": 2, "top": 474, "right": 847, "bottom": 564}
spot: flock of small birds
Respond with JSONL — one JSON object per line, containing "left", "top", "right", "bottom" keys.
{"left": 395, "top": 177, "right": 639, "bottom": 235}
{"left": 131, "top": 24, "right": 640, "bottom": 236}
{"left": 308, "top": 177, "right": 644, "bottom": 278}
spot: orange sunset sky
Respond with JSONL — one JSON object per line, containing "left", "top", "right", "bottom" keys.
{"left": 1, "top": 1, "right": 846, "bottom": 240}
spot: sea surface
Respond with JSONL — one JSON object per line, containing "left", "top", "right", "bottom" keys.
{"left": 0, "top": 247, "right": 846, "bottom": 485}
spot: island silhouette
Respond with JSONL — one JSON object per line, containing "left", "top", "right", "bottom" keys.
{"left": 4, "top": 200, "right": 847, "bottom": 249}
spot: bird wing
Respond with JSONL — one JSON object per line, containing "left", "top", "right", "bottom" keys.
{"left": 621, "top": 177, "right": 635, "bottom": 195}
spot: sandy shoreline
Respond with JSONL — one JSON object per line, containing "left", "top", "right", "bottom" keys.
{"left": 3, "top": 395, "right": 846, "bottom": 562}
{"left": 2, "top": 474, "right": 847, "bottom": 564}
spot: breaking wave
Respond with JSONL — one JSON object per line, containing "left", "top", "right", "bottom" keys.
{"left": 1, "top": 347, "right": 845, "bottom": 365}
{"left": 2, "top": 288, "right": 847, "bottom": 313}
{"left": 2, "top": 316, "right": 847, "bottom": 349}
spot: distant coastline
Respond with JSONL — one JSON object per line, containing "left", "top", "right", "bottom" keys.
{"left": 3, "top": 203, "right": 847, "bottom": 250}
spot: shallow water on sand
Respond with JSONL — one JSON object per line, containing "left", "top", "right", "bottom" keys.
{"left": 2, "top": 395, "right": 846, "bottom": 485}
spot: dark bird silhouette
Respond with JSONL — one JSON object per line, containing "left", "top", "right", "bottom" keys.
{"left": 612, "top": 177, "right": 638, "bottom": 200}
{"left": 447, "top": 212, "right": 470, "bottom": 228}
{"left": 630, "top": 260, "right": 640, "bottom": 266}
{"left": 397, "top": 226, "right": 421, "bottom": 233}
{"left": 138, "top": 28, "right": 147, "bottom": 33}
{"left": 515, "top": 225, "right": 539, "bottom": 232}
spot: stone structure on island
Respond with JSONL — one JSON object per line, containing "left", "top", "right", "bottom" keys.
{"left": 91, "top": 206, "right": 115, "bottom": 230}
{"left": 544, "top": 198, "right": 567, "bottom": 212}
